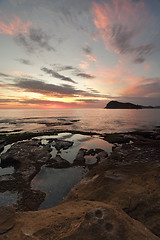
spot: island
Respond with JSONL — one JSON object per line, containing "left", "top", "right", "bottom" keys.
{"left": 105, "top": 100, "right": 155, "bottom": 109}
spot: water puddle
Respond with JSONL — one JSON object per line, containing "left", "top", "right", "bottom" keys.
{"left": 0, "top": 166, "right": 15, "bottom": 176}
{"left": 31, "top": 166, "right": 88, "bottom": 209}
{"left": 35, "top": 133, "right": 113, "bottom": 163}
{"left": 0, "top": 191, "right": 17, "bottom": 206}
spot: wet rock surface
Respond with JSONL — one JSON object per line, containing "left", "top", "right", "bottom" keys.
{"left": 54, "top": 139, "right": 73, "bottom": 151}
{"left": 73, "top": 148, "right": 86, "bottom": 165}
{"left": 0, "top": 140, "right": 52, "bottom": 210}
{"left": 47, "top": 154, "right": 71, "bottom": 168}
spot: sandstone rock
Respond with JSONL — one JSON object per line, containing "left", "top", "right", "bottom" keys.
{"left": 2, "top": 201, "right": 159, "bottom": 240}
{"left": 61, "top": 205, "right": 159, "bottom": 240}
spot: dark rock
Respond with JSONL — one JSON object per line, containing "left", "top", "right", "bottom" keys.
{"left": 103, "top": 133, "right": 130, "bottom": 144}
{"left": 73, "top": 148, "right": 87, "bottom": 166}
{"left": 47, "top": 154, "right": 71, "bottom": 168}
{"left": 0, "top": 206, "right": 16, "bottom": 234}
{"left": 70, "top": 119, "right": 80, "bottom": 122}
{"left": 95, "top": 148, "right": 104, "bottom": 154}
{"left": 0, "top": 175, "right": 17, "bottom": 192}
{"left": 85, "top": 149, "right": 95, "bottom": 156}
{"left": 0, "top": 156, "right": 20, "bottom": 168}
{"left": 0, "top": 140, "right": 51, "bottom": 183}
{"left": 0, "top": 139, "right": 5, "bottom": 153}
{"left": 54, "top": 139, "right": 73, "bottom": 151}
{"left": 96, "top": 151, "right": 108, "bottom": 161}
{"left": 17, "top": 189, "right": 46, "bottom": 211}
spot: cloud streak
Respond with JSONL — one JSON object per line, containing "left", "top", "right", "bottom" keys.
{"left": 0, "top": 15, "right": 32, "bottom": 35}
{"left": 11, "top": 76, "right": 107, "bottom": 99}
{"left": 45, "top": 65, "right": 95, "bottom": 79}
{"left": 76, "top": 73, "right": 95, "bottom": 79}
{"left": 41, "top": 67, "right": 77, "bottom": 84}
{"left": 92, "top": 0, "right": 154, "bottom": 63}
{"left": 16, "top": 58, "right": 33, "bottom": 65}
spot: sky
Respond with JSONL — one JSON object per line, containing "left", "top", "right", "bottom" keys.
{"left": 0, "top": 0, "right": 160, "bottom": 109}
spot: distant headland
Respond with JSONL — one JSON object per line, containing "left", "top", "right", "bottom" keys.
{"left": 105, "top": 100, "right": 160, "bottom": 109}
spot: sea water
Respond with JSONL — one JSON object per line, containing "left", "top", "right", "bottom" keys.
{"left": 0, "top": 108, "right": 160, "bottom": 134}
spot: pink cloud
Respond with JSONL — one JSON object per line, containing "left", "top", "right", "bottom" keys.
{"left": 85, "top": 53, "right": 97, "bottom": 62}
{"left": 79, "top": 61, "right": 90, "bottom": 70}
{"left": 92, "top": 0, "right": 150, "bottom": 58}
{"left": 120, "top": 78, "right": 160, "bottom": 98}
{"left": 0, "top": 15, "right": 32, "bottom": 35}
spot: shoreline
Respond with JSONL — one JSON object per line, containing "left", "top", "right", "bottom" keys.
{"left": 0, "top": 129, "right": 160, "bottom": 239}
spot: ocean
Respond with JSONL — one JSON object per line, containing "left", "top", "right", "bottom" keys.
{"left": 0, "top": 108, "right": 160, "bottom": 134}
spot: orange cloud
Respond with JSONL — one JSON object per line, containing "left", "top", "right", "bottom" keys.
{"left": 0, "top": 15, "right": 32, "bottom": 35}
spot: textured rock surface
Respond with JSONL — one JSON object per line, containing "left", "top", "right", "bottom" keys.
{"left": 0, "top": 201, "right": 159, "bottom": 240}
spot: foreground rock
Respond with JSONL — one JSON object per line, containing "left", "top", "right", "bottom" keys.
{"left": 0, "top": 201, "right": 159, "bottom": 240}
{"left": 65, "top": 139, "right": 160, "bottom": 237}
